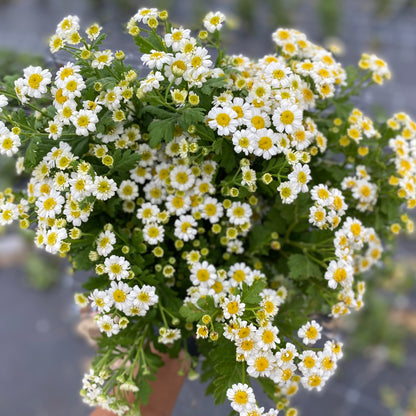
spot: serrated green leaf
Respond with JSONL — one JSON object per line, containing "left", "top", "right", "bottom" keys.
{"left": 241, "top": 279, "right": 267, "bottom": 304}
{"left": 180, "top": 302, "right": 204, "bottom": 323}
{"left": 287, "top": 254, "right": 322, "bottom": 280}
{"left": 148, "top": 117, "right": 176, "bottom": 147}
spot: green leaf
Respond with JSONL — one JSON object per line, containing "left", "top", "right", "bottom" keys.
{"left": 143, "top": 105, "right": 176, "bottom": 120}
{"left": 112, "top": 149, "right": 141, "bottom": 172}
{"left": 200, "top": 76, "right": 227, "bottom": 95}
{"left": 207, "top": 341, "right": 243, "bottom": 404}
{"left": 241, "top": 279, "right": 267, "bottom": 304}
{"left": 82, "top": 275, "right": 109, "bottom": 291}
{"left": 180, "top": 302, "right": 204, "bottom": 323}
{"left": 177, "top": 107, "right": 206, "bottom": 130}
{"left": 148, "top": 117, "right": 176, "bottom": 147}
{"left": 287, "top": 254, "right": 322, "bottom": 280}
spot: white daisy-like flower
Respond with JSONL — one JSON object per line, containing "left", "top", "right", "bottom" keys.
{"left": 247, "top": 351, "right": 276, "bottom": 378}
{"left": 140, "top": 71, "right": 164, "bottom": 93}
{"left": 89, "top": 289, "right": 111, "bottom": 313}
{"left": 222, "top": 294, "right": 245, "bottom": 320}
{"left": 227, "top": 202, "right": 252, "bottom": 225}
{"left": 44, "top": 226, "right": 67, "bottom": 254}
{"left": 324, "top": 259, "right": 354, "bottom": 289}
{"left": 117, "top": 179, "right": 139, "bottom": 201}
{"left": 128, "top": 284, "right": 159, "bottom": 309}
{"left": 272, "top": 102, "right": 303, "bottom": 134}
{"left": 92, "top": 176, "right": 118, "bottom": 201}
{"left": 200, "top": 196, "right": 224, "bottom": 223}
{"left": 170, "top": 166, "right": 196, "bottom": 191}
{"left": 0, "top": 202, "right": 19, "bottom": 225}
{"left": 137, "top": 203, "right": 160, "bottom": 224}
{"left": 203, "top": 11, "right": 226, "bottom": 33}
{"left": 107, "top": 281, "right": 132, "bottom": 310}
{"left": 0, "top": 127, "right": 20, "bottom": 157}
{"left": 59, "top": 75, "right": 85, "bottom": 99}
{"left": 104, "top": 255, "right": 131, "bottom": 281}
{"left": 36, "top": 190, "right": 65, "bottom": 219}
{"left": 71, "top": 110, "right": 99, "bottom": 136}
{"left": 228, "top": 262, "right": 254, "bottom": 288}
{"left": 174, "top": 214, "right": 198, "bottom": 242}
{"left": 288, "top": 163, "right": 311, "bottom": 193}
{"left": 141, "top": 50, "right": 172, "bottom": 70}
{"left": 207, "top": 106, "right": 239, "bottom": 136}
{"left": 96, "top": 230, "right": 116, "bottom": 257}
{"left": 190, "top": 261, "right": 217, "bottom": 287}
{"left": 232, "top": 129, "right": 256, "bottom": 155}
{"left": 298, "top": 320, "right": 323, "bottom": 345}
{"left": 96, "top": 315, "right": 120, "bottom": 337}
{"left": 92, "top": 50, "right": 114, "bottom": 69}
{"left": 23, "top": 66, "right": 52, "bottom": 98}
{"left": 252, "top": 128, "right": 279, "bottom": 160}
{"left": 143, "top": 222, "right": 165, "bottom": 245}
{"left": 226, "top": 383, "right": 256, "bottom": 413}
{"left": 164, "top": 27, "right": 191, "bottom": 51}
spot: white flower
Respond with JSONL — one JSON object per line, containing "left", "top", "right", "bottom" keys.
{"left": 0, "top": 94, "right": 8, "bottom": 111}
{"left": 104, "top": 255, "right": 131, "bottom": 281}
{"left": 288, "top": 163, "right": 311, "bottom": 193}
{"left": 252, "top": 128, "right": 279, "bottom": 159}
{"left": 200, "top": 196, "right": 224, "bottom": 223}
{"left": 107, "top": 281, "right": 132, "bottom": 310}
{"left": 140, "top": 71, "right": 164, "bottom": 93}
{"left": 56, "top": 15, "right": 80, "bottom": 38}
{"left": 0, "top": 202, "right": 19, "bottom": 225}
{"left": 69, "top": 172, "right": 93, "bottom": 200}
{"left": 96, "top": 230, "right": 116, "bottom": 257}
{"left": 232, "top": 129, "right": 256, "bottom": 155}
{"left": 0, "top": 127, "right": 20, "bottom": 157}
{"left": 92, "top": 50, "right": 114, "bottom": 69}
{"left": 36, "top": 190, "right": 65, "bottom": 219}
{"left": 174, "top": 214, "right": 197, "bottom": 241}
{"left": 89, "top": 289, "right": 111, "bottom": 313}
{"left": 92, "top": 176, "right": 118, "bottom": 201}
{"left": 222, "top": 294, "right": 245, "bottom": 319}
{"left": 324, "top": 259, "right": 354, "bottom": 289}
{"left": 141, "top": 50, "right": 172, "bottom": 70}
{"left": 272, "top": 102, "right": 303, "bottom": 134}
{"left": 203, "top": 11, "right": 226, "bottom": 33}
{"left": 128, "top": 284, "right": 159, "bottom": 309}
{"left": 226, "top": 202, "right": 252, "bottom": 225}
{"left": 117, "top": 179, "right": 139, "bottom": 201}
{"left": 247, "top": 351, "right": 276, "bottom": 378}
{"left": 44, "top": 226, "right": 67, "bottom": 254}
{"left": 190, "top": 261, "right": 217, "bottom": 287}
{"left": 165, "top": 27, "right": 191, "bottom": 51}
{"left": 23, "top": 66, "right": 52, "bottom": 98}
{"left": 143, "top": 222, "right": 165, "bottom": 245}
{"left": 96, "top": 315, "right": 120, "bottom": 337}
{"left": 71, "top": 110, "right": 98, "bottom": 136}
{"left": 298, "top": 320, "right": 322, "bottom": 345}
{"left": 228, "top": 262, "right": 254, "bottom": 288}
{"left": 226, "top": 383, "right": 256, "bottom": 413}
{"left": 170, "top": 166, "right": 196, "bottom": 191}
{"left": 207, "top": 106, "right": 239, "bottom": 136}
{"left": 137, "top": 203, "right": 161, "bottom": 224}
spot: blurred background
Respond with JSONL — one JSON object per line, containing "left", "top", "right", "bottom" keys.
{"left": 0, "top": 0, "right": 415, "bottom": 415}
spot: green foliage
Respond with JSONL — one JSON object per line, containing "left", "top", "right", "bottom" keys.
{"left": 287, "top": 254, "right": 322, "bottom": 280}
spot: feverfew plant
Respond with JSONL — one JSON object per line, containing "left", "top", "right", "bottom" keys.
{"left": 0, "top": 7, "right": 415, "bottom": 416}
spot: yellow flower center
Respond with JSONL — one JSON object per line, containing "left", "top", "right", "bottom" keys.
{"left": 113, "top": 289, "right": 126, "bottom": 303}
{"left": 28, "top": 73, "right": 43, "bottom": 89}
{"left": 280, "top": 110, "right": 295, "bottom": 125}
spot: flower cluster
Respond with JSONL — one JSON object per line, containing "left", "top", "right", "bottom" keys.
{"left": 0, "top": 7, "right": 414, "bottom": 416}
